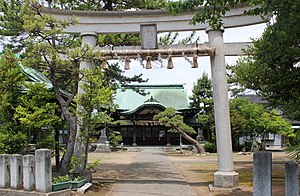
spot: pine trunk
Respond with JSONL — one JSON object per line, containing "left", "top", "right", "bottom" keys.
{"left": 171, "top": 124, "right": 205, "bottom": 153}
{"left": 53, "top": 88, "right": 77, "bottom": 175}
{"left": 60, "top": 116, "right": 77, "bottom": 175}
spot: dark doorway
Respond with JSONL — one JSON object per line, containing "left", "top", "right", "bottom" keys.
{"left": 136, "top": 126, "right": 166, "bottom": 145}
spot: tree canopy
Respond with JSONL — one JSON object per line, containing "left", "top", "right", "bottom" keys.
{"left": 229, "top": 0, "right": 300, "bottom": 120}
{"left": 230, "top": 98, "right": 294, "bottom": 150}
{"left": 0, "top": 50, "right": 60, "bottom": 153}
{"left": 0, "top": 0, "right": 160, "bottom": 174}
{"left": 0, "top": 51, "right": 28, "bottom": 153}
{"left": 189, "top": 73, "right": 214, "bottom": 142}
{"left": 168, "top": 0, "right": 299, "bottom": 156}
{"left": 168, "top": 0, "right": 299, "bottom": 120}
{"left": 154, "top": 107, "right": 205, "bottom": 153}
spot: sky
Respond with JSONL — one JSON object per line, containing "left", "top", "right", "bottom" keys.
{"left": 0, "top": 23, "right": 266, "bottom": 96}
{"left": 119, "top": 23, "right": 267, "bottom": 96}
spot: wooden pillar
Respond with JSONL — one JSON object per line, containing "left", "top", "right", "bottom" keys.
{"left": 166, "top": 131, "right": 171, "bottom": 146}
{"left": 132, "top": 124, "right": 137, "bottom": 146}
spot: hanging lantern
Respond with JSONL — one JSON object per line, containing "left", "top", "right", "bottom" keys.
{"left": 124, "top": 56, "right": 130, "bottom": 70}
{"left": 101, "top": 57, "right": 108, "bottom": 69}
{"left": 192, "top": 54, "right": 198, "bottom": 68}
{"left": 167, "top": 55, "right": 174, "bottom": 69}
{"left": 146, "top": 56, "right": 152, "bottom": 69}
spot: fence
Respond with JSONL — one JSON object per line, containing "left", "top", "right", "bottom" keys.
{"left": 0, "top": 149, "right": 52, "bottom": 193}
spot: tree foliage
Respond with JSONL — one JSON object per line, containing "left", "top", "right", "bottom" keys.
{"left": 0, "top": 0, "right": 160, "bottom": 174}
{"left": 226, "top": 0, "right": 300, "bottom": 157}
{"left": 0, "top": 50, "right": 61, "bottom": 153}
{"left": 229, "top": 0, "right": 300, "bottom": 120}
{"left": 154, "top": 107, "right": 205, "bottom": 153}
{"left": 15, "top": 82, "right": 60, "bottom": 150}
{"left": 0, "top": 0, "right": 100, "bottom": 174}
{"left": 288, "top": 144, "right": 300, "bottom": 161}
{"left": 51, "top": 0, "right": 167, "bottom": 11}
{"left": 189, "top": 73, "right": 214, "bottom": 141}
{"left": 230, "top": 98, "right": 294, "bottom": 150}
{"left": 154, "top": 108, "right": 196, "bottom": 134}
{"left": 169, "top": 0, "right": 300, "bottom": 156}
{"left": 15, "top": 83, "right": 60, "bottom": 130}
{"left": 167, "top": 0, "right": 250, "bottom": 30}
{"left": 0, "top": 51, "right": 28, "bottom": 153}
{"left": 75, "top": 66, "right": 116, "bottom": 170}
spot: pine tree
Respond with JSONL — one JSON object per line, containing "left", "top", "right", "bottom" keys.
{"left": 189, "top": 73, "right": 214, "bottom": 142}
{"left": 154, "top": 107, "right": 205, "bottom": 153}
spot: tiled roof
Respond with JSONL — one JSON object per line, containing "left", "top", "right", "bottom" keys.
{"left": 115, "top": 84, "right": 190, "bottom": 111}
{"left": 238, "top": 94, "right": 268, "bottom": 104}
{"left": 19, "top": 65, "right": 71, "bottom": 97}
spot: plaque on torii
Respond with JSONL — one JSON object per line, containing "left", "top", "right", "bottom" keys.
{"left": 140, "top": 24, "right": 158, "bottom": 50}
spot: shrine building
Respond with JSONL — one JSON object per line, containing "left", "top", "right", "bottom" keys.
{"left": 108, "top": 84, "right": 199, "bottom": 146}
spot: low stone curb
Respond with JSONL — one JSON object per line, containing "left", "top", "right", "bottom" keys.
{"left": 0, "top": 188, "right": 71, "bottom": 196}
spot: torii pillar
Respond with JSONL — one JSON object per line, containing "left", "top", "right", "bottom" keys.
{"left": 73, "top": 32, "right": 98, "bottom": 168}
{"left": 206, "top": 28, "right": 239, "bottom": 188}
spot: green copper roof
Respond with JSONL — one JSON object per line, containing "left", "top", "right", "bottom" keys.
{"left": 19, "top": 65, "right": 71, "bottom": 97}
{"left": 115, "top": 84, "right": 189, "bottom": 111}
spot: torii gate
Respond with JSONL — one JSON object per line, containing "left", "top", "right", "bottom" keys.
{"left": 44, "top": 5, "right": 265, "bottom": 188}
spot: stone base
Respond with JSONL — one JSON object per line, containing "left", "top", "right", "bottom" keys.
{"left": 214, "top": 171, "right": 239, "bottom": 188}
{"left": 94, "top": 144, "right": 111, "bottom": 153}
{"left": 208, "top": 184, "right": 241, "bottom": 192}
{"left": 0, "top": 188, "right": 71, "bottom": 196}
{"left": 97, "top": 135, "right": 108, "bottom": 143}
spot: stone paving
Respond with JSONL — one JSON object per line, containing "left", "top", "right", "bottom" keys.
{"left": 106, "top": 148, "right": 197, "bottom": 196}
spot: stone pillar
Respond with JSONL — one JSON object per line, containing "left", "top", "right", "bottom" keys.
{"left": 206, "top": 28, "right": 238, "bottom": 188}
{"left": 94, "top": 127, "right": 111, "bottom": 153}
{"left": 285, "top": 161, "right": 299, "bottom": 196}
{"left": 23, "top": 155, "right": 35, "bottom": 191}
{"left": 35, "top": 149, "right": 52, "bottom": 193}
{"left": 74, "top": 32, "right": 98, "bottom": 166}
{"left": 253, "top": 151, "right": 272, "bottom": 196}
{"left": 196, "top": 128, "right": 205, "bottom": 143}
{"left": 98, "top": 128, "right": 108, "bottom": 143}
{"left": 10, "top": 154, "right": 23, "bottom": 190}
{"left": 0, "top": 154, "right": 10, "bottom": 188}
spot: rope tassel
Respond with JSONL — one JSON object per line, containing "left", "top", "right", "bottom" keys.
{"left": 146, "top": 56, "right": 152, "bottom": 69}
{"left": 192, "top": 54, "right": 198, "bottom": 68}
{"left": 101, "top": 57, "right": 108, "bottom": 69}
{"left": 167, "top": 55, "right": 174, "bottom": 69}
{"left": 124, "top": 56, "right": 130, "bottom": 70}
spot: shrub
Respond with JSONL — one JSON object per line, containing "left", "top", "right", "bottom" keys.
{"left": 108, "top": 131, "right": 122, "bottom": 151}
{"left": 86, "top": 159, "right": 100, "bottom": 171}
{"left": 0, "top": 124, "right": 27, "bottom": 154}
{"left": 241, "top": 140, "right": 252, "bottom": 152}
{"left": 52, "top": 175, "right": 71, "bottom": 183}
{"left": 73, "top": 176, "right": 85, "bottom": 182}
{"left": 204, "top": 141, "right": 216, "bottom": 153}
